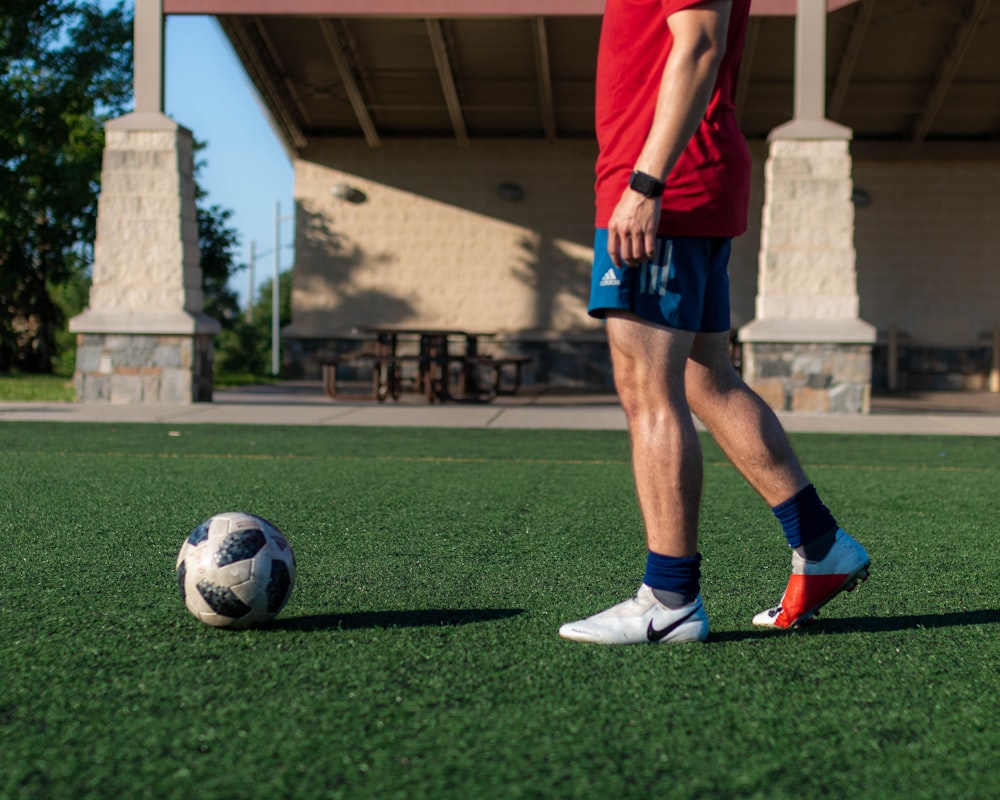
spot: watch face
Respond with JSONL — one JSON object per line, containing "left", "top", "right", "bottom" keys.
{"left": 629, "top": 171, "right": 663, "bottom": 197}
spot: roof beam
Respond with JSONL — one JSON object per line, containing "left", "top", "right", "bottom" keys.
{"left": 533, "top": 18, "right": 558, "bottom": 142}
{"left": 828, "top": 0, "right": 875, "bottom": 120}
{"left": 425, "top": 19, "right": 469, "bottom": 146}
{"left": 253, "top": 18, "right": 313, "bottom": 130}
{"left": 318, "top": 18, "right": 381, "bottom": 148}
{"left": 218, "top": 16, "right": 307, "bottom": 151}
{"left": 911, "top": 0, "right": 991, "bottom": 147}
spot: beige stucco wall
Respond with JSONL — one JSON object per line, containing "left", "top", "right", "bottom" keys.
{"left": 288, "top": 138, "right": 763, "bottom": 340}
{"left": 853, "top": 159, "right": 1000, "bottom": 347}
{"left": 287, "top": 139, "right": 997, "bottom": 351}
{"left": 289, "top": 139, "right": 598, "bottom": 338}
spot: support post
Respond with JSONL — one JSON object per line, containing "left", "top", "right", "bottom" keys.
{"left": 887, "top": 325, "right": 900, "bottom": 393}
{"left": 738, "top": 0, "right": 875, "bottom": 414}
{"left": 69, "top": 0, "right": 220, "bottom": 403}
{"left": 133, "top": 0, "right": 164, "bottom": 115}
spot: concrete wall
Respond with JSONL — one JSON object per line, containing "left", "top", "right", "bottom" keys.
{"left": 853, "top": 159, "right": 1000, "bottom": 347}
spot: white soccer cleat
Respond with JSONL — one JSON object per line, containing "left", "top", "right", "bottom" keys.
{"left": 752, "top": 529, "right": 870, "bottom": 629}
{"left": 559, "top": 584, "right": 709, "bottom": 644}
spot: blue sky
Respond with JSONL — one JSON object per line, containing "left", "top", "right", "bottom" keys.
{"left": 163, "top": 14, "right": 294, "bottom": 309}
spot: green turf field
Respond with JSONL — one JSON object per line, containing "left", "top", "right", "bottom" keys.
{"left": 2, "top": 422, "right": 999, "bottom": 799}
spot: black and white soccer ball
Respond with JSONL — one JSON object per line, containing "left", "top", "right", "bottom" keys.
{"left": 176, "top": 512, "right": 295, "bottom": 629}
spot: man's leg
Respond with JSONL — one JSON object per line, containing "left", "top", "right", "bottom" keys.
{"left": 608, "top": 312, "right": 701, "bottom": 558}
{"left": 685, "top": 331, "right": 808, "bottom": 506}
{"left": 685, "top": 331, "right": 870, "bottom": 628}
{"left": 558, "top": 312, "right": 709, "bottom": 645}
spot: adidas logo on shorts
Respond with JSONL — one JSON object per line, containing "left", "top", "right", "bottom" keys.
{"left": 599, "top": 268, "right": 621, "bottom": 287}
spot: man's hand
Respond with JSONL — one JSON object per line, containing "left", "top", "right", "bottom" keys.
{"left": 607, "top": 190, "right": 661, "bottom": 268}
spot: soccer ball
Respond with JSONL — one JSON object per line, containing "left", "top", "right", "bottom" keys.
{"left": 175, "top": 512, "right": 296, "bottom": 629}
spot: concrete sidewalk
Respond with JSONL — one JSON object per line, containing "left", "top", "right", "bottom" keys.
{"left": 3, "top": 382, "right": 1000, "bottom": 435}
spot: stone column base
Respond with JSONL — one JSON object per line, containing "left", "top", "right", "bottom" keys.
{"left": 739, "top": 319, "right": 876, "bottom": 414}
{"left": 70, "top": 310, "right": 220, "bottom": 403}
{"left": 74, "top": 332, "right": 215, "bottom": 404}
{"left": 742, "top": 341, "right": 872, "bottom": 413}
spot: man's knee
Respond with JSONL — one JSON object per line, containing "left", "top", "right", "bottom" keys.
{"left": 686, "top": 362, "right": 744, "bottom": 418}
{"left": 616, "top": 370, "right": 687, "bottom": 425}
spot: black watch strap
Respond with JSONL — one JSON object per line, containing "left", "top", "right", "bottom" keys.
{"left": 628, "top": 170, "right": 666, "bottom": 198}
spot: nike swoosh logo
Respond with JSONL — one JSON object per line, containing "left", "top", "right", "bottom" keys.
{"left": 646, "top": 604, "right": 702, "bottom": 642}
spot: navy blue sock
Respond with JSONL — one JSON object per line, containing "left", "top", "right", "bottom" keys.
{"left": 772, "top": 484, "right": 838, "bottom": 560}
{"left": 643, "top": 551, "right": 701, "bottom": 608}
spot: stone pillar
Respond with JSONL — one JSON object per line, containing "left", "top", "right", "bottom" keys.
{"left": 69, "top": 0, "right": 219, "bottom": 403}
{"left": 738, "top": 0, "right": 875, "bottom": 414}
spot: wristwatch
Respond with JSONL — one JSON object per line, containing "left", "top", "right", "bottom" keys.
{"left": 628, "top": 170, "right": 666, "bottom": 198}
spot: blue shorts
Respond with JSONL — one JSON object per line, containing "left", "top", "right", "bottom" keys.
{"left": 588, "top": 229, "right": 732, "bottom": 333}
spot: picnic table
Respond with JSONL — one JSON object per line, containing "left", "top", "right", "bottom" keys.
{"left": 320, "top": 327, "right": 530, "bottom": 403}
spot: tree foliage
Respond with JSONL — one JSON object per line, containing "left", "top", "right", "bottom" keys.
{"left": 2, "top": 1, "right": 269, "bottom": 379}
{"left": 0, "top": 0, "right": 132, "bottom": 372}
{"left": 215, "top": 270, "right": 292, "bottom": 378}
{"left": 195, "top": 149, "right": 244, "bottom": 327}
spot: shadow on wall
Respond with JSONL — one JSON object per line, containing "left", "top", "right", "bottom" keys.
{"left": 287, "top": 200, "right": 609, "bottom": 385}
{"left": 291, "top": 204, "right": 415, "bottom": 332}
{"left": 292, "top": 140, "right": 598, "bottom": 334}
{"left": 513, "top": 232, "right": 592, "bottom": 333}
{"left": 510, "top": 231, "right": 614, "bottom": 389}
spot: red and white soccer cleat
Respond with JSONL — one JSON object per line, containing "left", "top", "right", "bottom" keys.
{"left": 753, "top": 529, "right": 870, "bottom": 629}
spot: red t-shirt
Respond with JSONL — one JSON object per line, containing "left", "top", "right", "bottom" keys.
{"left": 594, "top": 0, "right": 752, "bottom": 238}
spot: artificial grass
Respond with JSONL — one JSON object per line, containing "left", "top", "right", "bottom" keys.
{"left": 2, "top": 422, "right": 999, "bottom": 799}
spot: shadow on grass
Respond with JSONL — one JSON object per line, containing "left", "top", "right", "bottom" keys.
{"left": 710, "top": 608, "right": 1000, "bottom": 643}
{"left": 272, "top": 607, "right": 999, "bottom": 638}
{"left": 275, "top": 607, "right": 525, "bottom": 632}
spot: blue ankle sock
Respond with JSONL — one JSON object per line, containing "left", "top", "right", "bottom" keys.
{"left": 772, "top": 484, "right": 838, "bottom": 559}
{"left": 643, "top": 551, "right": 701, "bottom": 608}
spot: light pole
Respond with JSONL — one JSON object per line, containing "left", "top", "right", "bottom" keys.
{"left": 272, "top": 201, "right": 281, "bottom": 376}
{"left": 242, "top": 203, "right": 293, "bottom": 376}
{"left": 270, "top": 200, "right": 294, "bottom": 377}
{"left": 246, "top": 239, "right": 256, "bottom": 323}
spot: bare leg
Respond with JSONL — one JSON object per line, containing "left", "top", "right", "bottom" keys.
{"left": 606, "top": 312, "right": 700, "bottom": 558}
{"left": 685, "top": 331, "right": 808, "bottom": 507}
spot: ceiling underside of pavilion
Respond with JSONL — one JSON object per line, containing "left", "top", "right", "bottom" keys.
{"left": 189, "top": 0, "right": 1000, "bottom": 153}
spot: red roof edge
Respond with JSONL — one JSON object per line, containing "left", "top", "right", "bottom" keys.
{"left": 163, "top": 0, "right": 860, "bottom": 17}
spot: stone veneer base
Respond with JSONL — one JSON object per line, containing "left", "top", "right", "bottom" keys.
{"left": 743, "top": 341, "right": 873, "bottom": 414}
{"left": 74, "top": 332, "right": 215, "bottom": 403}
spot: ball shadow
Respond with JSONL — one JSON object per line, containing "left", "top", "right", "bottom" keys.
{"left": 274, "top": 607, "right": 525, "bottom": 632}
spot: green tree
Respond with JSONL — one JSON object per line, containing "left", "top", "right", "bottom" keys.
{"left": 2, "top": 3, "right": 249, "bottom": 376}
{"left": 215, "top": 269, "right": 292, "bottom": 378}
{"left": 0, "top": 0, "right": 131, "bottom": 372}
{"left": 197, "top": 191, "right": 243, "bottom": 326}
